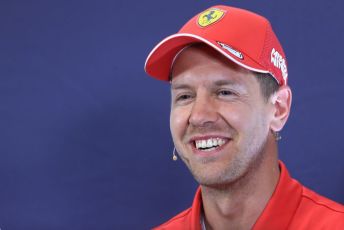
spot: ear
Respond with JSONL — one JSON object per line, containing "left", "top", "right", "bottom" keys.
{"left": 269, "top": 86, "right": 292, "bottom": 132}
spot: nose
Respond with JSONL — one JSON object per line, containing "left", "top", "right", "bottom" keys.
{"left": 188, "top": 92, "right": 218, "bottom": 127}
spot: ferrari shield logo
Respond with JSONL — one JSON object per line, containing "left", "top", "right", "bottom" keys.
{"left": 198, "top": 8, "right": 226, "bottom": 27}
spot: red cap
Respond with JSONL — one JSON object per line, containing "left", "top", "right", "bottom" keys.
{"left": 144, "top": 5, "right": 288, "bottom": 85}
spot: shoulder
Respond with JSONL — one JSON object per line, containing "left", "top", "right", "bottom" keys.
{"left": 152, "top": 187, "right": 202, "bottom": 229}
{"left": 290, "top": 186, "right": 344, "bottom": 229}
{"left": 301, "top": 186, "right": 344, "bottom": 213}
{"left": 152, "top": 208, "right": 193, "bottom": 230}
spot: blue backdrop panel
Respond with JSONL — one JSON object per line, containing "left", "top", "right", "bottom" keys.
{"left": 0, "top": 0, "right": 343, "bottom": 229}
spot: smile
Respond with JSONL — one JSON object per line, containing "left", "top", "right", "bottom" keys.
{"left": 194, "top": 138, "right": 227, "bottom": 152}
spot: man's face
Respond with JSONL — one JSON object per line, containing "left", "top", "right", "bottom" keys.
{"left": 170, "top": 45, "right": 275, "bottom": 188}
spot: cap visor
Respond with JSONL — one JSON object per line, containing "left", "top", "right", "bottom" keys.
{"left": 144, "top": 33, "right": 269, "bottom": 81}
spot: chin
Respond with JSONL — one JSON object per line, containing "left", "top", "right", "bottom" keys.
{"left": 191, "top": 166, "right": 243, "bottom": 188}
{"left": 189, "top": 156, "right": 255, "bottom": 188}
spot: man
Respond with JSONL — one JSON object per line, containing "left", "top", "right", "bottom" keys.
{"left": 144, "top": 5, "right": 344, "bottom": 230}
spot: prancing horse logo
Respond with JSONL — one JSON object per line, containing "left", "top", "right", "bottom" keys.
{"left": 198, "top": 8, "right": 226, "bottom": 27}
{"left": 204, "top": 11, "right": 217, "bottom": 21}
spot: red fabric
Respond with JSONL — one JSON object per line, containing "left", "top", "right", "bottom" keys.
{"left": 145, "top": 5, "right": 288, "bottom": 85}
{"left": 153, "top": 161, "right": 344, "bottom": 230}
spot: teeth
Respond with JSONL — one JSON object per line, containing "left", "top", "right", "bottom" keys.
{"left": 206, "top": 139, "right": 212, "bottom": 148}
{"left": 195, "top": 138, "right": 226, "bottom": 150}
{"left": 201, "top": 140, "right": 207, "bottom": 148}
{"left": 212, "top": 139, "right": 218, "bottom": 146}
{"left": 218, "top": 138, "right": 225, "bottom": 146}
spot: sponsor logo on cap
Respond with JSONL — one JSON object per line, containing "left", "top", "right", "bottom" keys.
{"left": 217, "top": 41, "right": 244, "bottom": 59}
{"left": 198, "top": 8, "right": 226, "bottom": 27}
{"left": 271, "top": 48, "right": 288, "bottom": 81}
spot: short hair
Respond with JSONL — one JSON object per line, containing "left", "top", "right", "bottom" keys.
{"left": 169, "top": 43, "right": 280, "bottom": 101}
{"left": 255, "top": 73, "right": 280, "bottom": 102}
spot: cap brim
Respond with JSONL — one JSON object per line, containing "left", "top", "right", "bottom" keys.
{"left": 144, "top": 33, "right": 269, "bottom": 81}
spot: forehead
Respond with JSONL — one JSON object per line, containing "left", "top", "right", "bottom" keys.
{"left": 170, "top": 44, "right": 257, "bottom": 88}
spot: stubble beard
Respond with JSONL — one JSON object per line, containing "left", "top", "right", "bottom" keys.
{"left": 185, "top": 129, "right": 269, "bottom": 190}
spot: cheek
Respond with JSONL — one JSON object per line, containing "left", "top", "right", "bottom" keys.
{"left": 170, "top": 108, "right": 189, "bottom": 140}
{"left": 220, "top": 103, "right": 269, "bottom": 142}
{"left": 220, "top": 105, "right": 251, "bottom": 131}
{"left": 236, "top": 106, "right": 270, "bottom": 138}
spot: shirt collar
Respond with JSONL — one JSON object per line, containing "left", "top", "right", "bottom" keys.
{"left": 253, "top": 161, "right": 302, "bottom": 229}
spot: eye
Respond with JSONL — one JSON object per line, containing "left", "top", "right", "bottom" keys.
{"left": 218, "top": 89, "right": 234, "bottom": 96}
{"left": 172, "top": 90, "right": 195, "bottom": 105}
{"left": 176, "top": 94, "right": 192, "bottom": 101}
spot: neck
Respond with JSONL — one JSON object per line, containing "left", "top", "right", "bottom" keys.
{"left": 201, "top": 137, "right": 280, "bottom": 230}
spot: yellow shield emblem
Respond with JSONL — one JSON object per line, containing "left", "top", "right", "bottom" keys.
{"left": 198, "top": 8, "right": 226, "bottom": 27}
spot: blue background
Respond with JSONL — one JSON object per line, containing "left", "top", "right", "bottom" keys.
{"left": 0, "top": 0, "right": 343, "bottom": 229}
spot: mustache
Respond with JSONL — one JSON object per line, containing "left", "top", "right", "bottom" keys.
{"left": 184, "top": 123, "right": 235, "bottom": 140}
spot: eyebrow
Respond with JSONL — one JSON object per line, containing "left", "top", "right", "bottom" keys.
{"left": 171, "top": 83, "right": 191, "bottom": 90}
{"left": 213, "top": 79, "right": 239, "bottom": 86}
{"left": 215, "top": 80, "right": 247, "bottom": 93}
{"left": 171, "top": 79, "right": 241, "bottom": 90}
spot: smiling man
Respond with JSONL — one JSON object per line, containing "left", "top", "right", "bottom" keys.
{"left": 144, "top": 5, "right": 344, "bottom": 230}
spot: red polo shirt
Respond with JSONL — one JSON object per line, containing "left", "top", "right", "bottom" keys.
{"left": 153, "top": 161, "right": 344, "bottom": 230}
